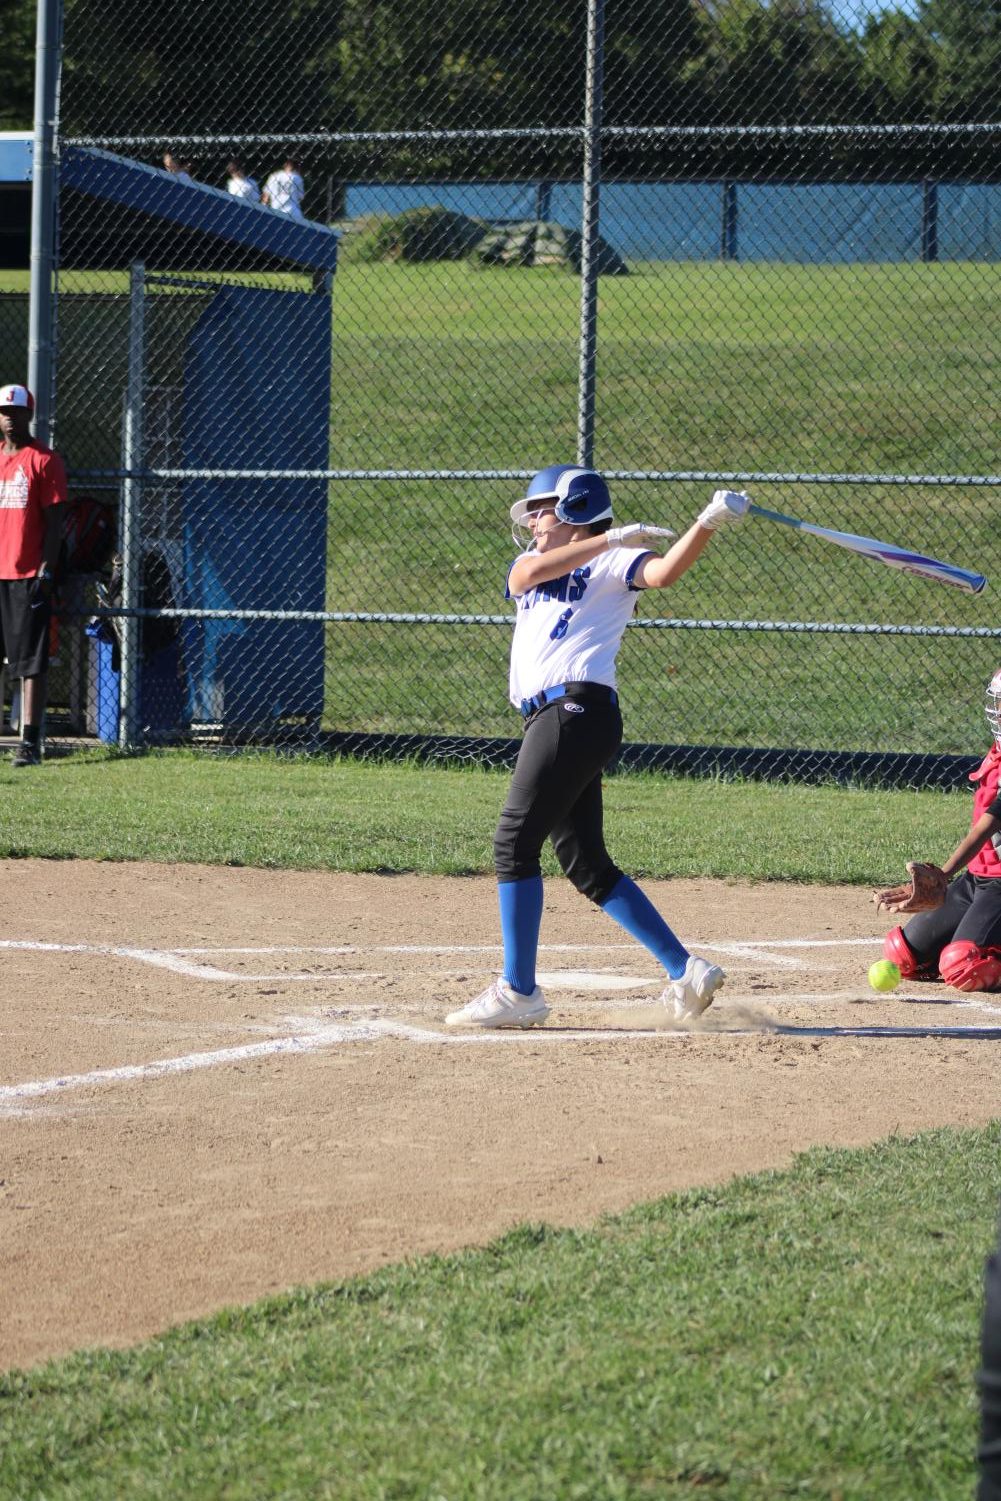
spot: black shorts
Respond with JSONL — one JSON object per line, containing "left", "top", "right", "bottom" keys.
{"left": 0, "top": 579, "right": 53, "bottom": 678}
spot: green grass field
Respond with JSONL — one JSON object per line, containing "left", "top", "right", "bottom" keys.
{"left": 323, "top": 260, "right": 998, "bottom": 477}
{"left": 315, "top": 260, "right": 997, "bottom": 753}
{"left": 0, "top": 750, "right": 979, "bottom": 882}
{"left": 2, "top": 1122, "right": 998, "bottom": 1499}
{"left": 2, "top": 251, "right": 999, "bottom": 1493}
{"left": 5, "top": 258, "right": 997, "bottom": 754}
{"left": 0, "top": 756, "right": 999, "bottom": 1495}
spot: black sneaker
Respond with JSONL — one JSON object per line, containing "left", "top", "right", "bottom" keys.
{"left": 10, "top": 742, "right": 41, "bottom": 767}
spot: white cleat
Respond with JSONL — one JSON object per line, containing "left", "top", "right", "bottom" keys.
{"left": 445, "top": 978, "right": 549, "bottom": 1030}
{"left": 663, "top": 955, "right": 725, "bottom": 1021}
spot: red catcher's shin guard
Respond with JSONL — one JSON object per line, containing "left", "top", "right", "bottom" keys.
{"left": 883, "top": 926, "right": 937, "bottom": 980}
{"left": 938, "top": 939, "right": 1001, "bottom": 993}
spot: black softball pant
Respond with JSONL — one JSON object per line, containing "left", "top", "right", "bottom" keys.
{"left": 494, "top": 696, "right": 624, "bottom": 904}
{"left": 903, "top": 872, "right": 1001, "bottom": 963}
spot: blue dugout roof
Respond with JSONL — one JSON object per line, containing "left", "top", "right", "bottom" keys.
{"left": 60, "top": 145, "right": 338, "bottom": 274}
{"left": 0, "top": 132, "right": 33, "bottom": 182}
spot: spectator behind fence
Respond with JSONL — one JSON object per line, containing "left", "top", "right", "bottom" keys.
{"left": 0, "top": 383, "right": 68, "bottom": 767}
{"left": 262, "top": 156, "right": 305, "bottom": 220}
{"left": 162, "top": 150, "right": 194, "bottom": 184}
{"left": 226, "top": 159, "right": 259, "bottom": 203}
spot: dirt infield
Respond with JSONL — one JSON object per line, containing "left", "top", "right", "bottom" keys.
{"left": 3, "top": 859, "right": 1000, "bottom": 1372}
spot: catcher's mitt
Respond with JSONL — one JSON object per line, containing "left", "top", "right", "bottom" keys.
{"left": 872, "top": 860, "right": 948, "bottom": 915}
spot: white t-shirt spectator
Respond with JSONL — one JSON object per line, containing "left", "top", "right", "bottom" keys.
{"left": 227, "top": 173, "right": 260, "bottom": 202}
{"left": 263, "top": 169, "right": 305, "bottom": 219}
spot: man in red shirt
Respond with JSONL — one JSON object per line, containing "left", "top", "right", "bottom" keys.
{"left": 0, "top": 383, "right": 68, "bottom": 766}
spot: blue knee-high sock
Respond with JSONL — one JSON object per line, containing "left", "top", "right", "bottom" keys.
{"left": 498, "top": 875, "right": 544, "bottom": 995}
{"left": 599, "top": 874, "right": 689, "bottom": 978}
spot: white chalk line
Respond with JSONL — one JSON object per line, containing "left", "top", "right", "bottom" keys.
{"left": 0, "top": 1018, "right": 669, "bottom": 1113}
{"left": 0, "top": 936, "right": 856, "bottom": 983}
{"left": 5, "top": 934, "right": 1001, "bottom": 1117}
{"left": 6, "top": 997, "right": 1001, "bottom": 1116}
{"left": 6, "top": 936, "right": 1000, "bottom": 1025}
{"left": 537, "top": 990, "right": 1001, "bottom": 1017}
{"left": 6, "top": 933, "right": 999, "bottom": 1020}
{"left": 169, "top": 938, "right": 884, "bottom": 953}
{"left": 301, "top": 988, "right": 1001, "bottom": 1023}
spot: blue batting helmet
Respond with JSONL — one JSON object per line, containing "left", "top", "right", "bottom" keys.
{"left": 510, "top": 465, "right": 613, "bottom": 532}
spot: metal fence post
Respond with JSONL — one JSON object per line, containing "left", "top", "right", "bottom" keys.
{"left": 119, "top": 261, "right": 145, "bottom": 750}
{"left": 921, "top": 180, "right": 939, "bottom": 263}
{"left": 28, "top": 0, "right": 62, "bottom": 446}
{"left": 720, "top": 181, "right": 738, "bottom": 261}
{"left": 576, "top": 0, "right": 605, "bottom": 470}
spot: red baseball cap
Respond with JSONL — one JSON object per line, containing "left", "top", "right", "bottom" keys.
{"left": 0, "top": 384, "right": 35, "bottom": 413}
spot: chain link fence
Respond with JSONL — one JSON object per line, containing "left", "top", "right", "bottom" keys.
{"left": 7, "top": 0, "right": 1000, "bottom": 783}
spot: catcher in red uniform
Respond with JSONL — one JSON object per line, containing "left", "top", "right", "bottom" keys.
{"left": 872, "top": 668, "right": 1001, "bottom": 992}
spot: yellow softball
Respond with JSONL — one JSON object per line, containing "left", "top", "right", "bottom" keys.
{"left": 868, "top": 959, "right": 901, "bottom": 993}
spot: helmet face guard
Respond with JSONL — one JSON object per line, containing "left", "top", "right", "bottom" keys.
{"left": 986, "top": 669, "right": 1001, "bottom": 744}
{"left": 510, "top": 464, "right": 613, "bottom": 545}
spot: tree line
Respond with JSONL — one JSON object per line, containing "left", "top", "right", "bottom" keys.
{"left": 2, "top": 0, "right": 998, "bottom": 162}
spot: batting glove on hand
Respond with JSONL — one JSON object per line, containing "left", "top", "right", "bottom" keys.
{"left": 606, "top": 523, "right": 676, "bottom": 547}
{"left": 698, "top": 489, "right": 751, "bottom": 530}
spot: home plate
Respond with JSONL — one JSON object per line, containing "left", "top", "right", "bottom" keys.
{"left": 535, "top": 970, "right": 656, "bottom": 991}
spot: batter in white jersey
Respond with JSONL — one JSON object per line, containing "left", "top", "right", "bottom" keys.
{"left": 508, "top": 544, "right": 650, "bottom": 710}
{"left": 445, "top": 464, "right": 752, "bottom": 1032}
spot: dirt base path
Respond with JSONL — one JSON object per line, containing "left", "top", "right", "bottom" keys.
{"left": 2, "top": 861, "right": 999, "bottom": 1371}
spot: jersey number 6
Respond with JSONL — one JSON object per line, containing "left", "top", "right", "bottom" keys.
{"left": 550, "top": 608, "right": 574, "bottom": 641}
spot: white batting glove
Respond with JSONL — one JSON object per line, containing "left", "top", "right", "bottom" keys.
{"left": 605, "top": 523, "right": 676, "bottom": 547}
{"left": 697, "top": 489, "right": 751, "bottom": 530}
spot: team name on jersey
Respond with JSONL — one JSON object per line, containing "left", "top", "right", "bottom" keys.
{"left": 520, "top": 566, "right": 591, "bottom": 610}
{"left": 0, "top": 467, "right": 29, "bottom": 510}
